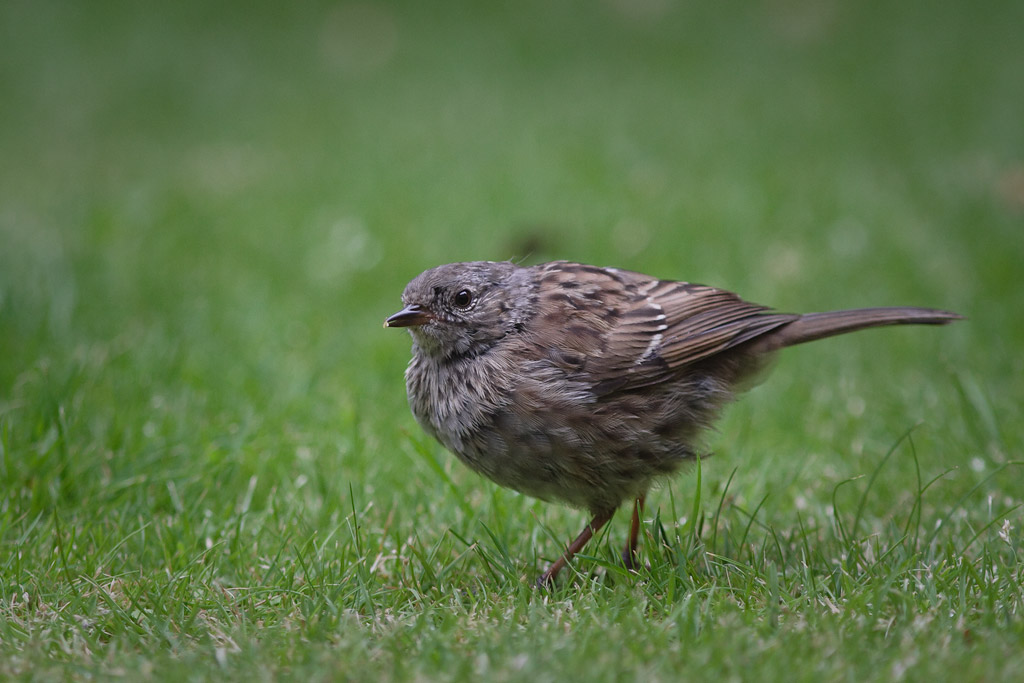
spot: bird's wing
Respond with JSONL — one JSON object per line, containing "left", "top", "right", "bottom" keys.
{"left": 532, "top": 263, "right": 797, "bottom": 396}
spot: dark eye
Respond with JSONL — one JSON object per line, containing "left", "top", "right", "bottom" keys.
{"left": 453, "top": 289, "right": 473, "bottom": 308}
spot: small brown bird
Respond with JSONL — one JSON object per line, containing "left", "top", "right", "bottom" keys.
{"left": 385, "top": 260, "right": 961, "bottom": 586}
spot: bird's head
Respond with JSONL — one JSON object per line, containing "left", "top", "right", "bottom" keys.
{"left": 385, "top": 261, "right": 536, "bottom": 359}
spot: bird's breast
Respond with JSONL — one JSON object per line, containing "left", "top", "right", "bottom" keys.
{"left": 404, "top": 351, "right": 513, "bottom": 459}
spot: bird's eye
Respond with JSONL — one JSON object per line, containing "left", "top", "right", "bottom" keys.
{"left": 453, "top": 289, "right": 473, "bottom": 308}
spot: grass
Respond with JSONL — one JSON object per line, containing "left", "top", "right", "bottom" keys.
{"left": 1, "top": 0, "right": 1023, "bottom": 680}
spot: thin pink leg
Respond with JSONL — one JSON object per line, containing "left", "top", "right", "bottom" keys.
{"left": 622, "top": 494, "right": 646, "bottom": 570}
{"left": 537, "top": 508, "right": 616, "bottom": 587}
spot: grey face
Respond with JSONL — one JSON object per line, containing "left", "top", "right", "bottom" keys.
{"left": 385, "top": 261, "right": 535, "bottom": 359}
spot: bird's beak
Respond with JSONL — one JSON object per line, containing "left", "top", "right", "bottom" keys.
{"left": 384, "top": 304, "right": 432, "bottom": 328}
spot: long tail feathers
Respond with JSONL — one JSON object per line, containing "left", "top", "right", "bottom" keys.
{"left": 755, "top": 307, "right": 963, "bottom": 352}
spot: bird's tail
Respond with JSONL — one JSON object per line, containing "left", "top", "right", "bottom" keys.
{"left": 754, "top": 307, "right": 963, "bottom": 352}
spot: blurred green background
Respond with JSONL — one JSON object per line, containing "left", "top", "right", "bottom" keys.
{"left": 1, "top": 0, "right": 1022, "bottom": 678}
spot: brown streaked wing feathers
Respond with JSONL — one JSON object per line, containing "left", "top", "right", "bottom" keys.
{"left": 579, "top": 273, "right": 797, "bottom": 396}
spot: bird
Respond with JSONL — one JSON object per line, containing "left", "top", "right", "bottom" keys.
{"left": 384, "top": 260, "right": 961, "bottom": 586}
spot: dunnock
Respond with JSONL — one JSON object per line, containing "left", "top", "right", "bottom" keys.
{"left": 385, "top": 260, "right": 961, "bottom": 586}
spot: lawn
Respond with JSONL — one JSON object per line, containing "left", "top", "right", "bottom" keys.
{"left": 1, "top": 1, "right": 1023, "bottom": 680}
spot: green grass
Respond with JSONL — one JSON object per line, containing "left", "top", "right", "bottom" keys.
{"left": 2, "top": 0, "right": 1023, "bottom": 680}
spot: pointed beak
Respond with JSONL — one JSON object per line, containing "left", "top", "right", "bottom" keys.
{"left": 384, "top": 304, "right": 432, "bottom": 328}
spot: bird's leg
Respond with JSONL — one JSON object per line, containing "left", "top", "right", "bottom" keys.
{"left": 622, "top": 494, "right": 646, "bottom": 571}
{"left": 537, "top": 508, "right": 616, "bottom": 587}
